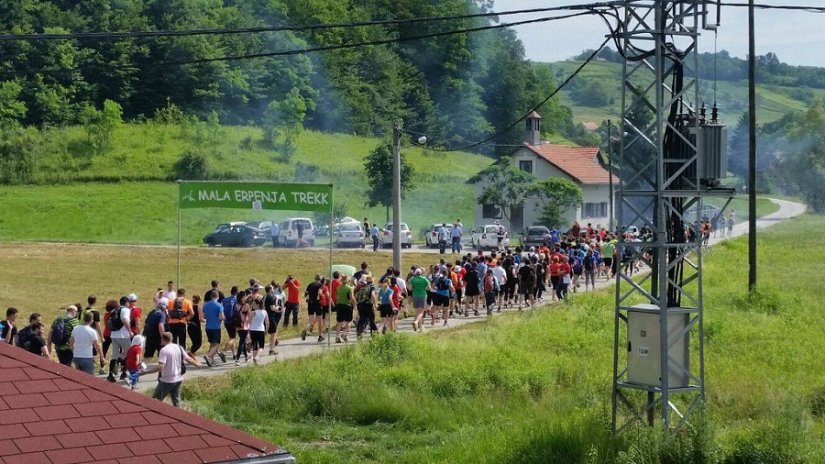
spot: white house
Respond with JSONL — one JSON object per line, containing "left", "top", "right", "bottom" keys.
{"left": 475, "top": 111, "right": 615, "bottom": 232}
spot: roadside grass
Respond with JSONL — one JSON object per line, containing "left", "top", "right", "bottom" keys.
{"left": 186, "top": 213, "right": 825, "bottom": 463}
{"left": 704, "top": 196, "right": 779, "bottom": 223}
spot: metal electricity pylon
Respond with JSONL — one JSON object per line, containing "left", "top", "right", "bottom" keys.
{"left": 611, "top": 0, "right": 734, "bottom": 433}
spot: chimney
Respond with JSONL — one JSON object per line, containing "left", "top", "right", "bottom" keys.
{"left": 524, "top": 111, "right": 541, "bottom": 146}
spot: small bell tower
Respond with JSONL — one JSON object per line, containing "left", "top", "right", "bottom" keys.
{"left": 524, "top": 111, "right": 541, "bottom": 146}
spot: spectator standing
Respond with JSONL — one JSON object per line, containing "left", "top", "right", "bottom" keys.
{"left": 107, "top": 297, "right": 131, "bottom": 383}
{"left": 49, "top": 305, "right": 79, "bottom": 366}
{"left": 162, "top": 281, "right": 177, "bottom": 301}
{"left": 450, "top": 220, "right": 463, "bottom": 254}
{"left": 437, "top": 223, "right": 448, "bottom": 254}
{"left": 141, "top": 332, "right": 201, "bottom": 407}
{"left": 1, "top": 307, "right": 18, "bottom": 344}
{"left": 143, "top": 298, "right": 168, "bottom": 361}
{"left": 70, "top": 312, "right": 104, "bottom": 375}
{"left": 370, "top": 223, "right": 380, "bottom": 252}
{"left": 166, "top": 289, "right": 193, "bottom": 350}
{"left": 283, "top": 275, "right": 301, "bottom": 328}
{"left": 271, "top": 223, "right": 280, "bottom": 247}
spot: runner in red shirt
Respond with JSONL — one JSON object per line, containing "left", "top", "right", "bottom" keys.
{"left": 127, "top": 293, "right": 142, "bottom": 336}
{"left": 331, "top": 272, "right": 342, "bottom": 305}
{"left": 390, "top": 278, "right": 402, "bottom": 332}
{"left": 283, "top": 276, "right": 301, "bottom": 328}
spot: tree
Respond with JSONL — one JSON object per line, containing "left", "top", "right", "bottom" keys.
{"left": 363, "top": 143, "right": 415, "bottom": 222}
{"left": 263, "top": 89, "right": 308, "bottom": 162}
{"left": 783, "top": 99, "right": 825, "bottom": 212}
{"left": 80, "top": 99, "right": 123, "bottom": 153}
{"left": 470, "top": 156, "right": 536, "bottom": 223}
{"left": 530, "top": 178, "right": 583, "bottom": 228}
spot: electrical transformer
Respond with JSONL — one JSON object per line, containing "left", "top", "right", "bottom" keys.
{"left": 626, "top": 304, "right": 691, "bottom": 388}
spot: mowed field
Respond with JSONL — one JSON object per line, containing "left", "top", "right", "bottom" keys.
{"left": 0, "top": 244, "right": 437, "bottom": 337}
{"left": 180, "top": 214, "right": 825, "bottom": 463}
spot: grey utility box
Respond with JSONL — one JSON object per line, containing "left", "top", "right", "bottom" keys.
{"left": 626, "top": 304, "right": 690, "bottom": 388}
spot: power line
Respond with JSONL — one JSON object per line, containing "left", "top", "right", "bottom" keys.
{"left": 117, "top": 12, "right": 595, "bottom": 69}
{"left": 0, "top": 3, "right": 622, "bottom": 42}
{"left": 722, "top": 2, "right": 825, "bottom": 13}
{"left": 409, "top": 36, "right": 612, "bottom": 153}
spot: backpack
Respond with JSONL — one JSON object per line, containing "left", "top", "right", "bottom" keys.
{"left": 222, "top": 296, "right": 237, "bottom": 322}
{"left": 50, "top": 317, "right": 71, "bottom": 347}
{"left": 143, "top": 308, "right": 162, "bottom": 337}
{"left": 572, "top": 257, "right": 583, "bottom": 273}
{"left": 520, "top": 265, "right": 535, "bottom": 284}
{"left": 484, "top": 275, "right": 496, "bottom": 293}
{"left": 107, "top": 307, "right": 124, "bottom": 331}
{"left": 356, "top": 284, "right": 374, "bottom": 304}
{"left": 584, "top": 255, "right": 594, "bottom": 270}
{"left": 169, "top": 299, "right": 187, "bottom": 320}
{"left": 436, "top": 276, "right": 450, "bottom": 292}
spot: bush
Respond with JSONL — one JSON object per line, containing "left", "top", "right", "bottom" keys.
{"left": 173, "top": 150, "right": 209, "bottom": 180}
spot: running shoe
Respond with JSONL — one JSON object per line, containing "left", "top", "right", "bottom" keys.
{"left": 343, "top": 334, "right": 349, "bottom": 342}
{"left": 234, "top": 361, "right": 241, "bottom": 366}
{"left": 336, "top": 336, "right": 342, "bottom": 344}
{"left": 301, "top": 329, "right": 307, "bottom": 341}
{"left": 218, "top": 351, "right": 227, "bottom": 363}
{"left": 382, "top": 326, "right": 387, "bottom": 335}
{"left": 203, "top": 356, "right": 212, "bottom": 367}
{"left": 318, "top": 335, "right": 325, "bottom": 343}
{"left": 412, "top": 321, "right": 418, "bottom": 331}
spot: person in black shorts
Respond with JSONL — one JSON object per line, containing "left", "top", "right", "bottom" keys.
{"left": 264, "top": 285, "right": 283, "bottom": 355}
{"left": 518, "top": 261, "right": 536, "bottom": 308}
{"left": 301, "top": 275, "right": 326, "bottom": 343}
{"left": 335, "top": 276, "right": 355, "bottom": 343}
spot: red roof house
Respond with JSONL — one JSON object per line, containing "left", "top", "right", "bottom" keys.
{"left": 0, "top": 342, "right": 295, "bottom": 464}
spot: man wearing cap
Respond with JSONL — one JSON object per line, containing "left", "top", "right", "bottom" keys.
{"left": 48, "top": 305, "right": 79, "bottom": 366}
{"left": 143, "top": 297, "right": 168, "bottom": 361}
{"left": 127, "top": 293, "right": 142, "bottom": 337}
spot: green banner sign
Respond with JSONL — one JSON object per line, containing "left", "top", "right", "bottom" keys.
{"left": 179, "top": 181, "right": 333, "bottom": 212}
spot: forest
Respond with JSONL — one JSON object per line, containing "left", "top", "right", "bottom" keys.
{"left": 0, "top": 0, "right": 581, "bottom": 153}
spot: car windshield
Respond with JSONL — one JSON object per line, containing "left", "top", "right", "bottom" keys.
{"left": 294, "top": 220, "right": 311, "bottom": 229}
{"left": 528, "top": 228, "right": 547, "bottom": 235}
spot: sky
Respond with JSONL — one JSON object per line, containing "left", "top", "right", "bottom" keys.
{"left": 493, "top": 0, "right": 825, "bottom": 67}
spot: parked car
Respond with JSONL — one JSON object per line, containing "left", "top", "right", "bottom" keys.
{"left": 245, "top": 221, "right": 273, "bottom": 236}
{"left": 471, "top": 224, "right": 510, "bottom": 250}
{"left": 335, "top": 222, "right": 365, "bottom": 248}
{"left": 520, "top": 226, "right": 551, "bottom": 248}
{"left": 424, "top": 223, "right": 451, "bottom": 248}
{"left": 203, "top": 222, "right": 268, "bottom": 247}
{"left": 278, "top": 217, "right": 315, "bottom": 247}
{"left": 379, "top": 222, "right": 413, "bottom": 248}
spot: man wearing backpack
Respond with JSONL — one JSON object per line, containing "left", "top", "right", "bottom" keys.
{"left": 355, "top": 276, "right": 378, "bottom": 339}
{"left": 107, "top": 296, "right": 132, "bottom": 383}
{"left": 15, "top": 312, "right": 41, "bottom": 350}
{"left": 433, "top": 267, "right": 454, "bottom": 326}
{"left": 482, "top": 269, "right": 499, "bottom": 316}
{"left": 166, "top": 289, "right": 193, "bottom": 350}
{"left": 48, "top": 305, "right": 79, "bottom": 366}
{"left": 143, "top": 297, "right": 168, "bottom": 361}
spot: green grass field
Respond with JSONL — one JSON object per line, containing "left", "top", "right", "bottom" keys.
{"left": 185, "top": 213, "right": 825, "bottom": 463}
{"left": 0, "top": 124, "right": 490, "bottom": 244}
{"left": 550, "top": 60, "right": 825, "bottom": 126}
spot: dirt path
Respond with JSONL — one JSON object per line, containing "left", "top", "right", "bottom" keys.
{"left": 126, "top": 198, "right": 806, "bottom": 390}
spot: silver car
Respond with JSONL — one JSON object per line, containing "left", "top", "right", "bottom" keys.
{"left": 335, "top": 223, "right": 366, "bottom": 248}
{"left": 379, "top": 222, "right": 413, "bottom": 248}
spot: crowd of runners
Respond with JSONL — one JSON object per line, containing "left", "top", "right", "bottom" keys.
{"left": 0, "top": 216, "right": 735, "bottom": 405}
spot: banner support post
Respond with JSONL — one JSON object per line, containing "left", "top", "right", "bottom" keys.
{"left": 327, "top": 184, "right": 334, "bottom": 350}
{"left": 176, "top": 179, "right": 182, "bottom": 287}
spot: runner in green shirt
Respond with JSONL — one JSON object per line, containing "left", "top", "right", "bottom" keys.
{"left": 409, "top": 269, "right": 432, "bottom": 332}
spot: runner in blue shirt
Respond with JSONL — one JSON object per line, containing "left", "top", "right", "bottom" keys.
{"left": 202, "top": 290, "right": 225, "bottom": 367}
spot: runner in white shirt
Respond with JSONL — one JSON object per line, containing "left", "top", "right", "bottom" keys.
{"left": 249, "top": 296, "right": 269, "bottom": 365}
{"left": 107, "top": 296, "right": 132, "bottom": 383}
{"left": 491, "top": 263, "right": 507, "bottom": 312}
{"left": 142, "top": 333, "right": 200, "bottom": 407}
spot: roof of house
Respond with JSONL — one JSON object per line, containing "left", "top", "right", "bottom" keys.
{"left": 0, "top": 342, "right": 293, "bottom": 464}
{"left": 523, "top": 142, "right": 613, "bottom": 184}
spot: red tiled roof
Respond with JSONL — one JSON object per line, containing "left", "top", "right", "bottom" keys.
{"left": 523, "top": 143, "right": 613, "bottom": 184}
{"left": 0, "top": 342, "right": 293, "bottom": 464}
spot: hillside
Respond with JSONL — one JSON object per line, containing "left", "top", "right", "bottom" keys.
{"left": 548, "top": 60, "right": 825, "bottom": 126}
{"left": 0, "top": 124, "right": 490, "bottom": 245}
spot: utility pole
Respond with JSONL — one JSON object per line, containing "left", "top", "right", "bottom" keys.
{"left": 748, "top": 0, "right": 757, "bottom": 291}
{"left": 392, "top": 124, "right": 402, "bottom": 272}
{"left": 607, "top": 120, "right": 614, "bottom": 232}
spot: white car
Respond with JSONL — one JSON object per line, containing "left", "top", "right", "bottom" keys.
{"left": 471, "top": 225, "right": 510, "bottom": 250}
{"left": 335, "top": 223, "right": 365, "bottom": 248}
{"left": 424, "top": 223, "right": 451, "bottom": 248}
{"left": 278, "top": 217, "right": 315, "bottom": 247}
{"left": 379, "top": 222, "right": 413, "bottom": 248}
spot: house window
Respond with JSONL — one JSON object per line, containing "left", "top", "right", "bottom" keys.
{"left": 582, "top": 202, "right": 607, "bottom": 219}
{"left": 518, "top": 160, "right": 533, "bottom": 174}
{"left": 482, "top": 204, "right": 502, "bottom": 219}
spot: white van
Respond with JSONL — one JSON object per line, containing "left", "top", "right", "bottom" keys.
{"left": 278, "top": 217, "right": 315, "bottom": 247}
